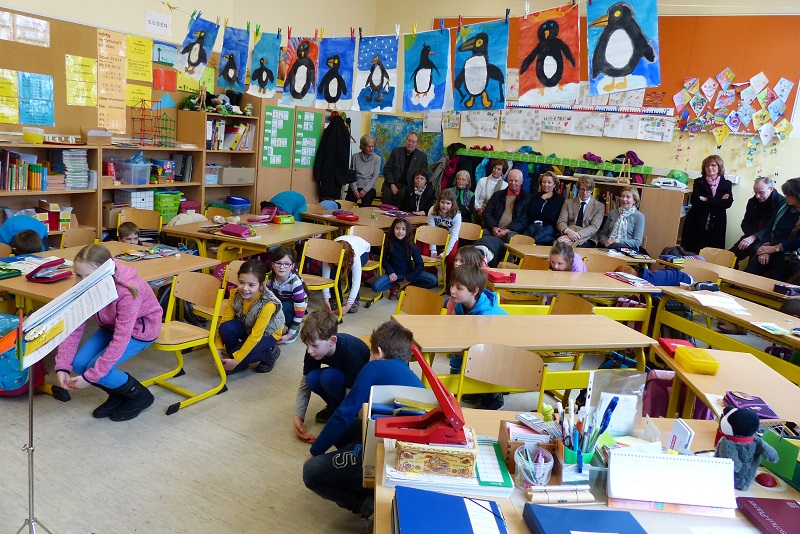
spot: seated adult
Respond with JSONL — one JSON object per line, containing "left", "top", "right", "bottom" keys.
{"left": 0, "top": 214, "right": 48, "bottom": 251}
{"left": 481, "top": 169, "right": 530, "bottom": 244}
{"left": 402, "top": 168, "right": 436, "bottom": 215}
{"left": 449, "top": 170, "right": 475, "bottom": 223}
{"left": 525, "top": 171, "right": 564, "bottom": 245}
{"left": 473, "top": 159, "right": 508, "bottom": 223}
{"left": 345, "top": 134, "right": 380, "bottom": 207}
{"left": 381, "top": 132, "right": 427, "bottom": 208}
{"left": 597, "top": 187, "right": 645, "bottom": 251}
{"left": 555, "top": 175, "right": 604, "bottom": 248}
{"left": 745, "top": 177, "right": 800, "bottom": 281}
{"left": 730, "top": 177, "right": 785, "bottom": 266}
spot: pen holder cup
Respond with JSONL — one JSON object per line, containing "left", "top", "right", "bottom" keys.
{"left": 514, "top": 445, "right": 554, "bottom": 489}
{"left": 556, "top": 439, "right": 595, "bottom": 484}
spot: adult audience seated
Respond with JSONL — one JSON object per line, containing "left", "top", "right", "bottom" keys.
{"left": 555, "top": 175, "right": 604, "bottom": 248}
{"left": 525, "top": 171, "right": 564, "bottom": 245}
{"left": 381, "top": 132, "right": 427, "bottom": 207}
{"left": 730, "top": 177, "right": 785, "bottom": 267}
{"left": 345, "top": 134, "right": 380, "bottom": 207}
{"left": 597, "top": 187, "right": 645, "bottom": 251}
{"left": 473, "top": 159, "right": 508, "bottom": 222}
{"left": 745, "top": 177, "right": 800, "bottom": 281}
{"left": 403, "top": 168, "right": 436, "bottom": 216}
{"left": 481, "top": 169, "right": 530, "bottom": 243}
{"left": 449, "top": 170, "right": 475, "bottom": 223}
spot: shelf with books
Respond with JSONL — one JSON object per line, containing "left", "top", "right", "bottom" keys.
{"left": 102, "top": 183, "right": 202, "bottom": 190}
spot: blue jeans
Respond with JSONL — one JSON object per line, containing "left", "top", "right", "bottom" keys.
{"left": 306, "top": 367, "right": 346, "bottom": 409}
{"left": 72, "top": 328, "right": 153, "bottom": 388}
{"left": 371, "top": 270, "right": 438, "bottom": 292}
{"left": 280, "top": 300, "right": 294, "bottom": 330}
{"left": 218, "top": 319, "right": 277, "bottom": 369}
{"left": 302, "top": 420, "right": 371, "bottom": 514}
{"left": 527, "top": 223, "right": 556, "bottom": 245}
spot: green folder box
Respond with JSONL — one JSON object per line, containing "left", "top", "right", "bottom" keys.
{"left": 761, "top": 429, "right": 800, "bottom": 491}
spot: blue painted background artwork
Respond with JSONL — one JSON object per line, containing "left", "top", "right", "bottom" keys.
{"left": 247, "top": 32, "right": 281, "bottom": 98}
{"left": 218, "top": 26, "right": 250, "bottom": 93}
{"left": 453, "top": 20, "right": 508, "bottom": 112}
{"left": 174, "top": 15, "right": 219, "bottom": 81}
{"left": 315, "top": 37, "right": 356, "bottom": 110}
{"left": 587, "top": 0, "right": 660, "bottom": 96}
{"left": 402, "top": 29, "right": 450, "bottom": 112}
{"left": 353, "top": 35, "right": 398, "bottom": 112}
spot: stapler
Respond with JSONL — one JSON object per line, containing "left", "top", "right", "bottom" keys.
{"left": 375, "top": 346, "right": 467, "bottom": 446}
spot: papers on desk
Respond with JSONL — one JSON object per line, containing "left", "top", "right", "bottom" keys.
{"left": 0, "top": 255, "right": 72, "bottom": 276}
{"left": 393, "top": 486, "right": 509, "bottom": 534}
{"left": 688, "top": 291, "right": 750, "bottom": 314}
{"left": 383, "top": 438, "right": 514, "bottom": 499}
{"left": 751, "top": 322, "right": 791, "bottom": 335}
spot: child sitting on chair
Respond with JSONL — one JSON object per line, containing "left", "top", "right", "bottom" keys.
{"left": 11, "top": 230, "right": 44, "bottom": 254}
{"left": 549, "top": 242, "right": 587, "bottom": 272}
{"left": 118, "top": 222, "right": 141, "bottom": 245}
{"left": 293, "top": 310, "right": 371, "bottom": 443}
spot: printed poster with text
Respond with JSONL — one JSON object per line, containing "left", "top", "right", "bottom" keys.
{"left": 293, "top": 109, "right": 323, "bottom": 168}
{"left": 262, "top": 105, "right": 295, "bottom": 168}
{"left": 97, "top": 29, "right": 127, "bottom": 133}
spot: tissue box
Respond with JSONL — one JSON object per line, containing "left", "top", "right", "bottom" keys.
{"left": 395, "top": 429, "right": 478, "bottom": 478}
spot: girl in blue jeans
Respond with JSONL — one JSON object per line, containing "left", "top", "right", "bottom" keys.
{"left": 371, "top": 218, "right": 438, "bottom": 298}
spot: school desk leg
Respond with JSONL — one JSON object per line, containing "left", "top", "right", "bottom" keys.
{"left": 642, "top": 293, "right": 653, "bottom": 334}
{"left": 648, "top": 296, "right": 671, "bottom": 367}
{"left": 681, "top": 388, "right": 697, "bottom": 419}
{"left": 666, "top": 378, "right": 682, "bottom": 417}
{"left": 633, "top": 347, "right": 647, "bottom": 371}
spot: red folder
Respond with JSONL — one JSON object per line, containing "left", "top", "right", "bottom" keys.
{"left": 657, "top": 338, "right": 695, "bottom": 357}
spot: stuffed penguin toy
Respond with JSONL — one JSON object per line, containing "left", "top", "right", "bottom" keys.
{"left": 714, "top": 406, "right": 779, "bottom": 490}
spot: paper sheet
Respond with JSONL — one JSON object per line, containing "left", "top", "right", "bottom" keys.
{"left": 689, "top": 292, "right": 749, "bottom": 313}
{"left": 500, "top": 108, "right": 541, "bottom": 140}
{"left": 460, "top": 110, "right": 500, "bottom": 138}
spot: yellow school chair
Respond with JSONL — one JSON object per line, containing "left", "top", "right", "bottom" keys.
{"left": 502, "top": 234, "right": 535, "bottom": 264}
{"left": 497, "top": 255, "right": 549, "bottom": 304}
{"left": 348, "top": 226, "right": 385, "bottom": 308}
{"left": 519, "top": 255, "right": 550, "bottom": 270}
{"left": 193, "top": 260, "right": 243, "bottom": 320}
{"left": 699, "top": 247, "right": 736, "bottom": 268}
{"left": 394, "top": 285, "right": 445, "bottom": 315}
{"left": 336, "top": 199, "right": 357, "bottom": 210}
{"left": 142, "top": 271, "right": 226, "bottom": 415}
{"left": 538, "top": 367, "right": 593, "bottom": 414}
{"left": 458, "top": 222, "right": 483, "bottom": 242}
{"left": 0, "top": 243, "right": 12, "bottom": 257}
{"left": 60, "top": 227, "right": 98, "bottom": 249}
{"left": 415, "top": 226, "right": 449, "bottom": 295}
{"left": 438, "top": 343, "right": 543, "bottom": 402}
{"left": 583, "top": 253, "right": 627, "bottom": 273}
{"left": 205, "top": 206, "right": 233, "bottom": 219}
{"left": 117, "top": 208, "right": 163, "bottom": 233}
{"left": 300, "top": 238, "right": 346, "bottom": 322}
{"left": 305, "top": 203, "right": 327, "bottom": 214}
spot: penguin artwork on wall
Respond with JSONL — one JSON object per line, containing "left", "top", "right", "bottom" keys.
{"left": 317, "top": 55, "right": 347, "bottom": 107}
{"left": 587, "top": 0, "right": 660, "bottom": 96}
{"left": 181, "top": 31, "right": 207, "bottom": 75}
{"left": 174, "top": 15, "right": 219, "bottom": 82}
{"left": 354, "top": 35, "right": 399, "bottom": 112}
{"left": 454, "top": 27, "right": 507, "bottom": 111}
{"left": 520, "top": 20, "right": 575, "bottom": 89}
{"left": 285, "top": 40, "right": 316, "bottom": 99}
{"left": 219, "top": 53, "right": 238, "bottom": 87}
{"left": 217, "top": 25, "right": 249, "bottom": 93}
{"left": 412, "top": 45, "right": 439, "bottom": 97}
{"left": 365, "top": 55, "right": 390, "bottom": 102}
{"left": 250, "top": 58, "right": 275, "bottom": 94}
{"left": 402, "top": 28, "right": 451, "bottom": 112}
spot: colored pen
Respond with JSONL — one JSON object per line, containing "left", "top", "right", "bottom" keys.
{"left": 573, "top": 427, "right": 580, "bottom": 453}
{"left": 589, "top": 396, "right": 619, "bottom": 451}
{"left": 577, "top": 449, "right": 583, "bottom": 474}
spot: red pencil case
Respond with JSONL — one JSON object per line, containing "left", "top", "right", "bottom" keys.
{"left": 26, "top": 258, "right": 73, "bottom": 284}
{"left": 331, "top": 209, "right": 353, "bottom": 216}
{"left": 336, "top": 214, "right": 359, "bottom": 222}
{"left": 485, "top": 270, "right": 516, "bottom": 283}
{"left": 220, "top": 224, "right": 252, "bottom": 238}
{"left": 657, "top": 337, "right": 695, "bottom": 357}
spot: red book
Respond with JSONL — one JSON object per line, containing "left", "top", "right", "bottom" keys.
{"left": 736, "top": 497, "right": 800, "bottom": 534}
{"left": 658, "top": 338, "right": 695, "bottom": 357}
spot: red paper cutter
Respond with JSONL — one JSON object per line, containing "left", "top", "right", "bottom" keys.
{"left": 374, "top": 345, "right": 467, "bottom": 445}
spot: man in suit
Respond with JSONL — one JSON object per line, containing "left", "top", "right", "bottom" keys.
{"left": 556, "top": 175, "right": 604, "bottom": 247}
{"left": 481, "top": 169, "right": 530, "bottom": 243}
{"left": 381, "top": 132, "right": 428, "bottom": 207}
{"left": 730, "top": 176, "right": 786, "bottom": 266}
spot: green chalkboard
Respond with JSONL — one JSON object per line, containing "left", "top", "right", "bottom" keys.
{"left": 293, "top": 109, "right": 324, "bottom": 169}
{"left": 262, "top": 105, "right": 295, "bottom": 168}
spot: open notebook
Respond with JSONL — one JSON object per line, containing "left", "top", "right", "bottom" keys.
{"left": 607, "top": 450, "right": 737, "bottom": 517}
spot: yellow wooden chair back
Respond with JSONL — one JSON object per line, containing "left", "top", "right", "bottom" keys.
{"left": 519, "top": 255, "right": 550, "bottom": 271}
{"left": 394, "top": 285, "right": 445, "bottom": 315}
{"left": 699, "top": 247, "right": 736, "bottom": 268}
{"left": 584, "top": 254, "right": 627, "bottom": 273}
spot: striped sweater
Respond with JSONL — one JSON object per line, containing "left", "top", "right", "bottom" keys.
{"left": 266, "top": 272, "right": 308, "bottom": 335}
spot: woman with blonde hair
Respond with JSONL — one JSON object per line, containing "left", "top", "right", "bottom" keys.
{"left": 681, "top": 155, "right": 733, "bottom": 252}
{"left": 598, "top": 186, "right": 645, "bottom": 251}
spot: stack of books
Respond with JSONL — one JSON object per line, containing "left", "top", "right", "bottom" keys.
{"left": 46, "top": 173, "right": 66, "bottom": 190}
{"left": 51, "top": 149, "right": 89, "bottom": 190}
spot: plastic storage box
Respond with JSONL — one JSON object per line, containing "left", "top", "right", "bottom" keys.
{"left": 113, "top": 162, "right": 151, "bottom": 185}
{"left": 224, "top": 196, "right": 251, "bottom": 215}
{"left": 674, "top": 346, "right": 719, "bottom": 375}
{"left": 205, "top": 165, "right": 221, "bottom": 185}
{"left": 114, "top": 189, "right": 154, "bottom": 210}
{"left": 153, "top": 191, "right": 183, "bottom": 221}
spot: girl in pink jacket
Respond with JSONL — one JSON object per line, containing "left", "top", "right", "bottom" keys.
{"left": 56, "top": 245, "right": 162, "bottom": 421}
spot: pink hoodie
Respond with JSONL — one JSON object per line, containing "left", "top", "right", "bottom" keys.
{"left": 56, "top": 260, "right": 162, "bottom": 383}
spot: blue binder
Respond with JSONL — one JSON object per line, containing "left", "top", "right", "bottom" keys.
{"left": 523, "top": 503, "right": 647, "bottom": 534}
{"left": 394, "top": 486, "right": 508, "bottom": 533}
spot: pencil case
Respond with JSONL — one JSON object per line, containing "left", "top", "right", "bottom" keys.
{"left": 674, "top": 346, "right": 719, "bottom": 375}
{"left": 724, "top": 391, "right": 779, "bottom": 419}
{"left": 774, "top": 283, "right": 800, "bottom": 296}
{"left": 26, "top": 258, "right": 73, "bottom": 284}
{"left": 331, "top": 209, "right": 353, "bottom": 216}
{"left": 271, "top": 215, "right": 294, "bottom": 224}
{"left": 220, "top": 224, "right": 252, "bottom": 239}
{"left": 336, "top": 213, "right": 359, "bottom": 222}
{"left": 486, "top": 270, "right": 517, "bottom": 283}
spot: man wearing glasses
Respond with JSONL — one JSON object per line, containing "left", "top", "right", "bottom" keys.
{"left": 381, "top": 132, "right": 428, "bottom": 208}
{"left": 556, "top": 175, "right": 604, "bottom": 248}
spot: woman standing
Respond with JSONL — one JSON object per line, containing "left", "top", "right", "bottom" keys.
{"left": 525, "top": 171, "right": 565, "bottom": 245}
{"left": 345, "top": 134, "right": 381, "bottom": 207}
{"left": 598, "top": 187, "right": 646, "bottom": 251}
{"left": 681, "top": 155, "right": 733, "bottom": 252}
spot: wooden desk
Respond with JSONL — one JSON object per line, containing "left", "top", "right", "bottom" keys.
{"left": 159, "top": 220, "right": 335, "bottom": 256}
{"left": 0, "top": 242, "right": 220, "bottom": 306}
{"left": 301, "top": 207, "right": 428, "bottom": 230}
{"left": 652, "top": 287, "right": 800, "bottom": 385}
{"left": 506, "top": 243, "right": 655, "bottom": 265}
{"left": 660, "top": 349, "right": 800, "bottom": 420}
{"left": 374, "top": 409, "right": 796, "bottom": 534}
{"left": 392, "top": 314, "right": 655, "bottom": 371}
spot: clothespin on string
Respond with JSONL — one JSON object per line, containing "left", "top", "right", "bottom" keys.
{"left": 165, "top": 3, "right": 176, "bottom": 12}
{"left": 457, "top": 15, "right": 463, "bottom": 34}
{"left": 505, "top": 8, "right": 510, "bottom": 24}
{"left": 395, "top": 24, "right": 400, "bottom": 41}
{"left": 359, "top": 27, "right": 363, "bottom": 40}
{"left": 350, "top": 27, "right": 355, "bottom": 41}
{"left": 314, "top": 28, "right": 319, "bottom": 41}
{"left": 277, "top": 27, "right": 282, "bottom": 41}
{"left": 188, "top": 10, "right": 198, "bottom": 29}
{"left": 287, "top": 26, "right": 292, "bottom": 41}
{"left": 412, "top": 22, "right": 417, "bottom": 38}
{"left": 524, "top": 2, "right": 530, "bottom": 19}
{"left": 246, "top": 21, "right": 251, "bottom": 35}
{"left": 254, "top": 24, "right": 260, "bottom": 40}
{"left": 440, "top": 18, "right": 445, "bottom": 33}
{"left": 216, "top": 17, "right": 221, "bottom": 26}
{"left": 320, "top": 28, "right": 325, "bottom": 40}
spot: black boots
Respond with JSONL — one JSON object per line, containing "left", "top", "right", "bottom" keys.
{"left": 95, "top": 374, "right": 154, "bottom": 421}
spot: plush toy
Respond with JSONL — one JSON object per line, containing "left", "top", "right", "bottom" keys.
{"left": 714, "top": 406, "right": 779, "bottom": 490}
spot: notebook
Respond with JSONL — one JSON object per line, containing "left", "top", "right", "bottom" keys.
{"left": 522, "top": 503, "right": 646, "bottom": 534}
{"left": 607, "top": 450, "right": 737, "bottom": 517}
{"left": 736, "top": 497, "right": 800, "bottom": 534}
{"left": 393, "top": 486, "right": 508, "bottom": 534}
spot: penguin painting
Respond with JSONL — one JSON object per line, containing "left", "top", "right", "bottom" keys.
{"left": 181, "top": 30, "right": 207, "bottom": 74}
{"left": 411, "top": 44, "right": 439, "bottom": 97}
{"left": 589, "top": 2, "right": 655, "bottom": 92}
{"left": 454, "top": 32, "right": 505, "bottom": 109}
{"left": 284, "top": 40, "right": 316, "bottom": 100}
{"left": 317, "top": 55, "right": 347, "bottom": 107}
{"left": 251, "top": 58, "right": 275, "bottom": 94}
{"left": 220, "top": 53, "right": 238, "bottom": 87}
{"left": 520, "top": 20, "right": 576, "bottom": 89}
{"left": 365, "top": 55, "right": 390, "bottom": 102}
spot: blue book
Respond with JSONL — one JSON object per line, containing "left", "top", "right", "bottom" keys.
{"left": 393, "top": 486, "right": 508, "bottom": 534}
{"left": 523, "top": 503, "right": 647, "bottom": 534}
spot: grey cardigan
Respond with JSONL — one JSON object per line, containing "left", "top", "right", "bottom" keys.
{"left": 598, "top": 209, "right": 645, "bottom": 249}
{"left": 350, "top": 152, "right": 381, "bottom": 192}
